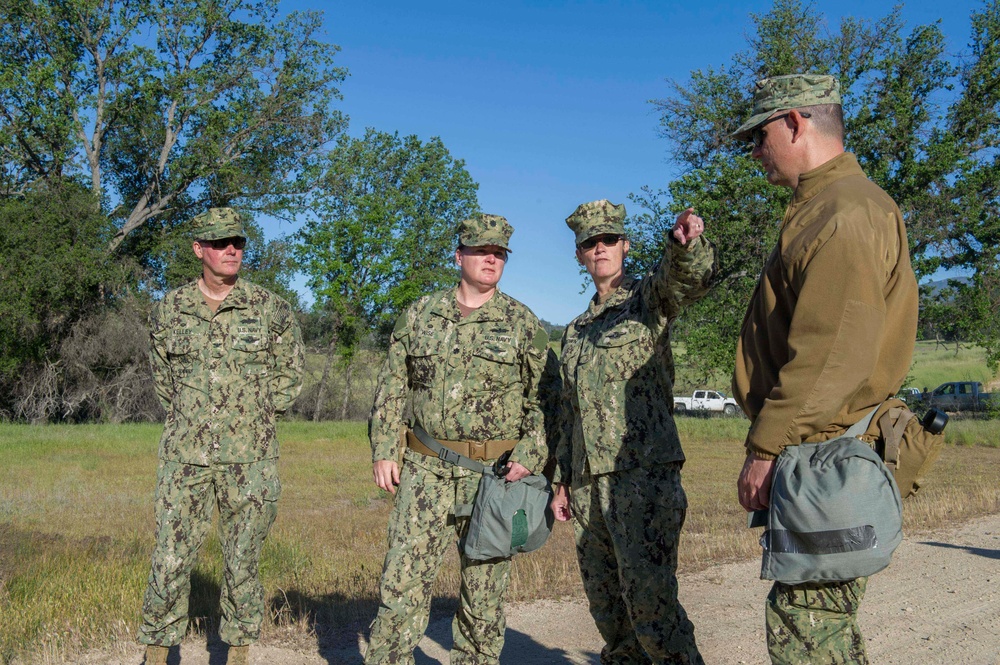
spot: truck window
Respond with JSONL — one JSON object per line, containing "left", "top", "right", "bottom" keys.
{"left": 960, "top": 384, "right": 971, "bottom": 394}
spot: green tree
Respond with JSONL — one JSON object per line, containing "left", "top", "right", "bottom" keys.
{"left": 0, "top": 183, "right": 128, "bottom": 418}
{"left": 0, "top": 184, "right": 119, "bottom": 372}
{"left": 645, "top": 0, "right": 1000, "bottom": 376}
{"left": 0, "top": 0, "right": 346, "bottom": 252}
{"left": 295, "top": 128, "right": 479, "bottom": 420}
{"left": 119, "top": 206, "right": 302, "bottom": 308}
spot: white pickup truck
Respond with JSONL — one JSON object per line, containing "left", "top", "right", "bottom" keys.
{"left": 674, "top": 390, "right": 742, "bottom": 416}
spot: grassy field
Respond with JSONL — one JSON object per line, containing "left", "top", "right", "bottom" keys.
{"left": 2, "top": 418, "right": 1000, "bottom": 663}
{"left": 667, "top": 341, "right": 998, "bottom": 397}
{"left": 906, "top": 340, "right": 999, "bottom": 392}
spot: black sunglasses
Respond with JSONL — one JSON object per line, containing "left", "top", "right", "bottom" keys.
{"left": 199, "top": 236, "right": 246, "bottom": 250}
{"left": 750, "top": 111, "right": 811, "bottom": 148}
{"left": 578, "top": 234, "right": 624, "bottom": 250}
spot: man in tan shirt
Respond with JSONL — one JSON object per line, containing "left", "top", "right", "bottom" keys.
{"left": 731, "top": 74, "right": 918, "bottom": 664}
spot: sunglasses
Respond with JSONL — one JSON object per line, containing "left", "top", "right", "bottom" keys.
{"left": 199, "top": 236, "right": 246, "bottom": 250}
{"left": 578, "top": 234, "right": 623, "bottom": 250}
{"left": 750, "top": 111, "right": 811, "bottom": 148}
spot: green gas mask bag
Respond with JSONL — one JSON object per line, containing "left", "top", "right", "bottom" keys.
{"left": 412, "top": 426, "right": 554, "bottom": 560}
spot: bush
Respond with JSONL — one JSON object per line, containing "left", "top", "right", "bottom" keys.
{"left": 7, "top": 297, "right": 161, "bottom": 424}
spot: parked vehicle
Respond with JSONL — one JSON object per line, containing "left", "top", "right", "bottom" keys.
{"left": 674, "top": 390, "right": 742, "bottom": 416}
{"left": 895, "top": 387, "right": 922, "bottom": 405}
{"left": 922, "top": 381, "right": 995, "bottom": 412}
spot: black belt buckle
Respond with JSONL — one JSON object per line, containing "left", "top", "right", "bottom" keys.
{"left": 493, "top": 450, "right": 512, "bottom": 477}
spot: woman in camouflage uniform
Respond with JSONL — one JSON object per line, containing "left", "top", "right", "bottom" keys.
{"left": 550, "top": 200, "right": 717, "bottom": 664}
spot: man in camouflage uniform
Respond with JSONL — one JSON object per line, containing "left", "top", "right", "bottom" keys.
{"left": 365, "top": 214, "right": 552, "bottom": 665}
{"left": 139, "top": 208, "right": 304, "bottom": 665}
{"left": 550, "top": 200, "right": 717, "bottom": 664}
{"left": 731, "top": 75, "right": 918, "bottom": 664}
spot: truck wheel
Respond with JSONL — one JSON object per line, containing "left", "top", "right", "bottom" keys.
{"left": 675, "top": 403, "right": 686, "bottom": 413}
{"left": 723, "top": 404, "right": 738, "bottom": 416}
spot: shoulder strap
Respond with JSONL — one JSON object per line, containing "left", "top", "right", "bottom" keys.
{"left": 877, "top": 405, "right": 913, "bottom": 472}
{"left": 412, "top": 425, "right": 487, "bottom": 474}
{"left": 844, "top": 406, "right": 881, "bottom": 439}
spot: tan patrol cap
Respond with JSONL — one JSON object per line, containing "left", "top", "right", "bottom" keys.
{"left": 732, "top": 74, "right": 841, "bottom": 141}
{"left": 565, "top": 199, "right": 626, "bottom": 246}
{"left": 457, "top": 214, "right": 513, "bottom": 252}
{"left": 191, "top": 207, "right": 246, "bottom": 241}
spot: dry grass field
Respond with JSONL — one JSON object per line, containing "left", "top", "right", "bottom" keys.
{"left": 2, "top": 416, "right": 1000, "bottom": 664}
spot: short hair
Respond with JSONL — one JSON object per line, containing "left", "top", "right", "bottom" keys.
{"left": 804, "top": 103, "right": 844, "bottom": 142}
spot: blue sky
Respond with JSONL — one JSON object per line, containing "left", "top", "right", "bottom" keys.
{"left": 272, "top": 0, "right": 984, "bottom": 325}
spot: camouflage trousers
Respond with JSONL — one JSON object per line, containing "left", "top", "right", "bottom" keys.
{"left": 365, "top": 452, "right": 511, "bottom": 665}
{"left": 571, "top": 463, "right": 703, "bottom": 665}
{"left": 138, "top": 459, "right": 280, "bottom": 647}
{"left": 765, "top": 577, "right": 869, "bottom": 664}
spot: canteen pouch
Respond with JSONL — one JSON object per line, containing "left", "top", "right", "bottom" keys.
{"left": 459, "top": 470, "right": 555, "bottom": 561}
{"left": 759, "top": 436, "right": 903, "bottom": 584}
{"left": 869, "top": 398, "right": 945, "bottom": 498}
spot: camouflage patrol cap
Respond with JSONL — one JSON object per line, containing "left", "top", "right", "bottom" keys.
{"left": 565, "top": 199, "right": 626, "bottom": 246}
{"left": 732, "top": 74, "right": 841, "bottom": 141}
{"left": 191, "top": 207, "right": 246, "bottom": 241}
{"left": 457, "top": 214, "right": 514, "bottom": 252}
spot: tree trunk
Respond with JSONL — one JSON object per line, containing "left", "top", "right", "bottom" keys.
{"left": 313, "top": 334, "right": 338, "bottom": 422}
{"left": 339, "top": 359, "right": 355, "bottom": 420}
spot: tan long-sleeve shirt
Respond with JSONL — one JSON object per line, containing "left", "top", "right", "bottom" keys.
{"left": 733, "top": 152, "right": 919, "bottom": 458}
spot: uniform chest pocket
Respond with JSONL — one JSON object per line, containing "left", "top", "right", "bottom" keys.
{"left": 595, "top": 323, "right": 653, "bottom": 382}
{"left": 562, "top": 333, "right": 590, "bottom": 369}
{"left": 408, "top": 339, "right": 446, "bottom": 388}
{"left": 470, "top": 344, "right": 519, "bottom": 392}
{"left": 166, "top": 334, "right": 203, "bottom": 374}
{"left": 231, "top": 323, "right": 271, "bottom": 374}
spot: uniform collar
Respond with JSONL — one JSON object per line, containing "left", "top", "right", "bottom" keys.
{"left": 176, "top": 278, "right": 250, "bottom": 318}
{"left": 791, "top": 152, "right": 864, "bottom": 208}
{"left": 576, "top": 275, "right": 638, "bottom": 326}
{"left": 430, "top": 285, "right": 507, "bottom": 322}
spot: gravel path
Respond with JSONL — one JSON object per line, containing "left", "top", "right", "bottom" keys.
{"left": 78, "top": 512, "right": 1000, "bottom": 664}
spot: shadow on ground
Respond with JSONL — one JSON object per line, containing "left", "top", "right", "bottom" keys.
{"left": 918, "top": 540, "right": 1000, "bottom": 560}
{"left": 178, "top": 568, "right": 599, "bottom": 664}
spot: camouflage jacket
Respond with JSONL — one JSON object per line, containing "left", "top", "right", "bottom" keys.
{"left": 369, "top": 287, "right": 552, "bottom": 475}
{"left": 553, "top": 235, "right": 718, "bottom": 486}
{"left": 149, "top": 279, "right": 304, "bottom": 465}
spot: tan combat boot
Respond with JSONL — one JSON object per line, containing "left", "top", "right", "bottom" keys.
{"left": 227, "top": 644, "right": 250, "bottom": 665}
{"left": 143, "top": 645, "right": 169, "bottom": 665}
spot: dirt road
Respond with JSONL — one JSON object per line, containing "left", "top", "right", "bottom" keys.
{"left": 80, "top": 513, "right": 1000, "bottom": 664}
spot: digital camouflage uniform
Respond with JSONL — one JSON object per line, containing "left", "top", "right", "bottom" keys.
{"left": 139, "top": 208, "right": 304, "bottom": 649}
{"left": 554, "top": 200, "right": 717, "bottom": 665}
{"left": 732, "top": 76, "right": 918, "bottom": 665}
{"left": 365, "top": 215, "right": 553, "bottom": 665}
